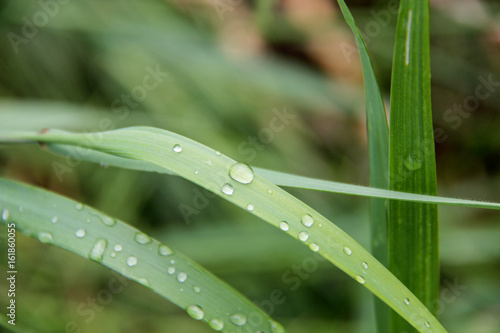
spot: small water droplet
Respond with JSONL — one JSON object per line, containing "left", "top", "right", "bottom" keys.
{"left": 298, "top": 231, "right": 309, "bottom": 242}
{"left": 404, "top": 298, "right": 410, "bottom": 305}
{"left": 168, "top": 266, "right": 175, "bottom": 275}
{"left": 221, "top": 183, "right": 234, "bottom": 195}
{"left": 246, "top": 204, "right": 254, "bottom": 211}
{"left": 177, "top": 272, "right": 187, "bottom": 283}
{"left": 51, "top": 216, "right": 58, "bottom": 224}
{"left": 75, "top": 229, "right": 86, "bottom": 238}
{"left": 89, "top": 238, "right": 107, "bottom": 262}
{"left": 194, "top": 170, "right": 199, "bottom": 175}
{"left": 135, "top": 232, "right": 152, "bottom": 245}
{"left": 114, "top": 244, "right": 122, "bottom": 252}
{"left": 186, "top": 305, "right": 204, "bottom": 320}
{"left": 173, "top": 144, "right": 182, "bottom": 153}
{"left": 193, "top": 286, "right": 201, "bottom": 294}
{"left": 126, "top": 256, "right": 138, "bottom": 267}
{"left": 100, "top": 162, "right": 109, "bottom": 168}
{"left": 229, "top": 163, "right": 254, "bottom": 184}
{"left": 75, "top": 203, "right": 84, "bottom": 211}
{"left": 110, "top": 252, "right": 117, "bottom": 258}
{"left": 267, "top": 189, "right": 273, "bottom": 194}
{"left": 309, "top": 243, "right": 320, "bottom": 252}
{"left": 424, "top": 321, "right": 431, "bottom": 328}
{"left": 180, "top": 288, "right": 184, "bottom": 292}
{"left": 170, "top": 259, "right": 175, "bottom": 264}
{"left": 137, "top": 277, "right": 151, "bottom": 287}
{"left": 343, "top": 247, "right": 352, "bottom": 255}
{"left": 229, "top": 312, "right": 247, "bottom": 326}
{"left": 404, "top": 153, "right": 423, "bottom": 171}
{"left": 355, "top": 275, "right": 366, "bottom": 284}
{"left": 301, "top": 214, "right": 314, "bottom": 227}
{"left": 18, "top": 207, "right": 23, "bottom": 213}
{"left": 159, "top": 244, "right": 174, "bottom": 256}
{"left": 271, "top": 320, "right": 285, "bottom": 333}
{"left": 209, "top": 318, "right": 224, "bottom": 331}
{"left": 215, "top": 150, "right": 221, "bottom": 156}
{"left": 361, "top": 262, "right": 368, "bottom": 269}
{"left": 279, "top": 221, "right": 289, "bottom": 231}
{"left": 2, "top": 209, "right": 10, "bottom": 221}
{"left": 38, "top": 232, "right": 53, "bottom": 243}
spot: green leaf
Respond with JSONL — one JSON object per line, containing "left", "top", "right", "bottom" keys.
{"left": 0, "top": 126, "right": 447, "bottom": 332}
{"left": 389, "top": 0, "right": 438, "bottom": 332}
{"left": 0, "top": 177, "right": 283, "bottom": 333}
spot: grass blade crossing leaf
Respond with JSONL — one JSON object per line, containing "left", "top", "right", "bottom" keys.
{"left": 389, "top": 0, "right": 438, "bottom": 331}
{"left": 0, "top": 127, "right": 447, "bottom": 332}
{"left": 0, "top": 177, "right": 283, "bottom": 333}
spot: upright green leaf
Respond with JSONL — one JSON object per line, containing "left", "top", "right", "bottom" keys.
{"left": 389, "top": 0, "right": 438, "bottom": 332}
{"left": 335, "top": 2, "right": 390, "bottom": 331}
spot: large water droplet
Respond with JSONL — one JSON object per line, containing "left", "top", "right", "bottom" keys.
{"left": 177, "top": 272, "right": 187, "bottom": 283}
{"left": 158, "top": 244, "right": 174, "bottom": 256}
{"left": 403, "top": 298, "right": 410, "bottom": 305}
{"left": 343, "top": 247, "right": 352, "bottom": 255}
{"left": 301, "top": 214, "right": 314, "bottom": 227}
{"left": 229, "top": 312, "right": 247, "bottom": 326}
{"left": 75, "top": 229, "right": 86, "bottom": 238}
{"left": 127, "top": 256, "right": 138, "bottom": 267}
{"left": 361, "top": 262, "right": 369, "bottom": 270}
{"left": 298, "top": 231, "right": 309, "bottom": 242}
{"left": 2, "top": 209, "right": 10, "bottom": 221}
{"left": 221, "top": 183, "right": 234, "bottom": 195}
{"left": 309, "top": 243, "right": 320, "bottom": 252}
{"left": 168, "top": 266, "right": 175, "bottom": 275}
{"left": 135, "top": 232, "right": 152, "bottom": 245}
{"left": 75, "top": 203, "right": 84, "bottom": 211}
{"left": 279, "top": 221, "right": 289, "bottom": 231}
{"left": 186, "top": 305, "right": 204, "bottom": 320}
{"left": 209, "top": 318, "right": 224, "bottom": 331}
{"left": 38, "top": 232, "right": 53, "bottom": 244}
{"left": 114, "top": 244, "right": 122, "bottom": 252}
{"left": 229, "top": 163, "right": 254, "bottom": 184}
{"left": 355, "top": 275, "right": 366, "bottom": 284}
{"left": 89, "top": 238, "right": 107, "bottom": 262}
{"left": 173, "top": 144, "right": 182, "bottom": 153}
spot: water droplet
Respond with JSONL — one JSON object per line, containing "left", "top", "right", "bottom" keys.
{"left": 75, "top": 203, "right": 84, "bottom": 211}
{"left": 177, "top": 272, "right": 187, "bottom": 283}
{"left": 279, "top": 221, "right": 289, "bottom": 231}
{"left": 127, "top": 256, "right": 138, "bottom": 267}
{"left": 114, "top": 244, "right": 122, "bottom": 252}
{"left": 137, "top": 277, "right": 151, "bottom": 287}
{"left": 246, "top": 204, "right": 254, "bottom": 211}
{"left": 215, "top": 150, "right": 221, "bottom": 156}
{"left": 404, "top": 153, "right": 423, "bottom": 171}
{"left": 343, "top": 247, "right": 352, "bottom": 255}
{"left": 75, "top": 229, "right": 86, "bottom": 238}
{"left": 186, "top": 305, "right": 204, "bottom": 320}
{"left": 361, "top": 262, "right": 368, "bottom": 270}
{"left": 298, "top": 231, "right": 309, "bottom": 242}
{"left": 301, "top": 214, "right": 314, "bottom": 227}
{"left": 404, "top": 298, "right": 410, "bottom": 305}
{"left": 194, "top": 170, "right": 199, "bottom": 175}
{"left": 271, "top": 320, "right": 285, "bottom": 333}
{"left": 51, "top": 216, "right": 58, "bottom": 224}
{"left": 229, "top": 163, "right": 254, "bottom": 184}
{"left": 424, "top": 321, "right": 431, "bottom": 328}
{"left": 355, "top": 275, "right": 366, "bottom": 284}
{"left": 229, "top": 312, "right": 247, "bottom": 326}
{"left": 135, "top": 232, "right": 152, "bottom": 245}
{"left": 170, "top": 259, "right": 175, "bottom": 264}
{"left": 180, "top": 288, "right": 184, "bottom": 292}
{"left": 173, "top": 144, "right": 182, "bottom": 153}
{"left": 318, "top": 223, "right": 323, "bottom": 228}
{"left": 110, "top": 252, "right": 117, "bottom": 258}
{"left": 159, "top": 244, "right": 174, "bottom": 256}
{"left": 209, "top": 318, "right": 224, "bottom": 331}
{"left": 168, "top": 266, "right": 175, "bottom": 275}
{"left": 89, "top": 238, "right": 107, "bottom": 262}
{"left": 309, "top": 243, "right": 320, "bottom": 252}
{"left": 38, "top": 232, "right": 53, "bottom": 243}
{"left": 2, "top": 209, "right": 10, "bottom": 221}
{"left": 193, "top": 286, "right": 201, "bottom": 293}
{"left": 221, "top": 183, "right": 234, "bottom": 195}
{"left": 267, "top": 189, "right": 273, "bottom": 194}
{"left": 100, "top": 162, "right": 109, "bottom": 168}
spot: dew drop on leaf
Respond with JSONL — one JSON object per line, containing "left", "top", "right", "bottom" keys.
{"left": 89, "top": 238, "right": 107, "bottom": 262}
{"left": 135, "top": 232, "right": 152, "bottom": 245}
{"left": 51, "top": 216, "right": 58, "bottom": 224}
{"left": 404, "top": 298, "right": 410, "bottom": 305}
{"left": 168, "top": 266, "right": 175, "bottom": 275}
{"left": 38, "top": 232, "right": 53, "bottom": 244}
{"left": 209, "top": 318, "right": 224, "bottom": 331}
{"left": 309, "top": 243, "right": 320, "bottom": 252}
{"left": 361, "top": 262, "right": 368, "bottom": 270}
{"left": 158, "top": 244, "right": 174, "bottom": 256}
{"left": 75, "top": 203, "right": 84, "bottom": 211}
{"left": 177, "top": 272, "right": 187, "bottom": 283}
{"left": 246, "top": 204, "right": 254, "bottom": 211}
{"left": 298, "top": 231, "right": 309, "bottom": 242}
{"left": 126, "top": 256, "right": 138, "bottom": 267}
{"left": 2, "top": 209, "right": 10, "bottom": 221}
{"left": 229, "top": 163, "right": 254, "bottom": 184}
{"left": 301, "top": 214, "right": 314, "bottom": 227}
{"left": 343, "top": 247, "right": 352, "bottom": 256}
{"left": 75, "top": 229, "right": 86, "bottom": 238}
{"left": 279, "top": 221, "right": 289, "bottom": 231}
{"left": 186, "top": 305, "right": 204, "bottom": 320}
{"left": 355, "top": 275, "right": 366, "bottom": 284}
{"left": 173, "top": 144, "right": 182, "bottom": 153}
{"left": 114, "top": 244, "right": 122, "bottom": 252}
{"left": 229, "top": 312, "right": 247, "bottom": 326}
{"left": 221, "top": 183, "right": 234, "bottom": 195}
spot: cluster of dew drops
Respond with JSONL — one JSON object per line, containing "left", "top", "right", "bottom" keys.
{"left": 171, "top": 143, "right": 433, "bottom": 330}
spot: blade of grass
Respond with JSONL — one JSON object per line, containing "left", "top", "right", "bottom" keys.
{"left": 0, "top": 177, "right": 284, "bottom": 333}
{"left": 0, "top": 127, "right": 447, "bottom": 332}
{"left": 389, "top": 1, "right": 438, "bottom": 332}
{"left": 334, "top": 2, "right": 390, "bottom": 330}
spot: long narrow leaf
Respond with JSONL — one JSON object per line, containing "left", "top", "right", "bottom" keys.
{"left": 0, "top": 127, "right": 447, "bottom": 332}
